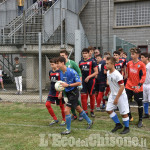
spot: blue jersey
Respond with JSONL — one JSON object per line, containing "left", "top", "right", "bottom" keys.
{"left": 79, "top": 58, "right": 97, "bottom": 79}
{"left": 60, "top": 68, "right": 81, "bottom": 92}
{"left": 96, "top": 60, "right": 107, "bottom": 84}
{"left": 49, "top": 70, "right": 60, "bottom": 97}
{"left": 115, "top": 59, "right": 125, "bottom": 73}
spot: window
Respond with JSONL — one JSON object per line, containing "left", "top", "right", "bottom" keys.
{"left": 115, "top": 1, "right": 150, "bottom": 27}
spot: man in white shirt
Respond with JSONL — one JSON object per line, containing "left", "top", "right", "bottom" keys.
{"left": 106, "top": 57, "right": 129, "bottom": 134}
{"left": 141, "top": 53, "right": 150, "bottom": 118}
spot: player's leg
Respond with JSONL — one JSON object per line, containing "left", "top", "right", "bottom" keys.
{"left": 19, "top": 76, "right": 22, "bottom": 94}
{"left": 81, "top": 81, "right": 88, "bottom": 114}
{"left": 15, "top": 77, "right": 20, "bottom": 94}
{"left": 95, "top": 83, "right": 100, "bottom": 111}
{"left": 134, "top": 92, "right": 143, "bottom": 128}
{"left": 118, "top": 93, "right": 130, "bottom": 134}
{"left": 45, "top": 99, "right": 59, "bottom": 125}
{"left": 57, "top": 98, "right": 66, "bottom": 126}
{"left": 88, "top": 79, "right": 96, "bottom": 117}
{"left": 97, "top": 86, "right": 105, "bottom": 111}
{"left": 106, "top": 94, "right": 123, "bottom": 132}
{"left": 103, "top": 85, "right": 110, "bottom": 100}
{"left": 143, "top": 85, "right": 149, "bottom": 118}
{"left": 76, "top": 105, "right": 93, "bottom": 129}
{"left": 125, "top": 88, "right": 134, "bottom": 121}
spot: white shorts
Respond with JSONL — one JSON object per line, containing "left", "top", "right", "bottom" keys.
{"left": 143, "top": 84, "right": 150, "bottom": 103}
{"left": 106, "top": 93, "right": 129, "bottom": 115}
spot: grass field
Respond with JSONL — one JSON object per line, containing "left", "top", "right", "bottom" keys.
{"left": 0, "top": 102, "right": 149, "bottom": 150}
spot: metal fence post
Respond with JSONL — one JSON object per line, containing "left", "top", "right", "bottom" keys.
{"left": 23, "top": 10, "right": 27, "bottom": 49}
{"left": 39, "top": 32, "right": 42, "bottom": 103}
{"left": 75, "top": 30, "right": 81, "bottom": 64}
{"left": 113, "top": 35, "right": 116, "bottom": 53}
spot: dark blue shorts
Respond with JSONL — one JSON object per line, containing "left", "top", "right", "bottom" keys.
{"left": 47, "top": 96, "right": 65, "bottom": 105}
{"left": 81, "top": 78, "right": 95, "bottom": 95}
{"left": 95, "top": 83, "right": 106, "bottom": 92}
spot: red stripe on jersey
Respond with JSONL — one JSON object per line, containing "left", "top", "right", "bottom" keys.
{"left": 118, "top": 80, "right": 124, "bottom": 85}
{"left": 79, "top": 62, "right": 90, "bottom": 66}
{"left": 89, "top": 61, "right": 92, "bottom": 75}
{"left": 50, "top": 73, "right": 58, "bottom": 76}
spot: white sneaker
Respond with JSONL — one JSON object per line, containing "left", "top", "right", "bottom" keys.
{"left": 96, "top": 107, "right": 101, "bottom": 111}
{"left": 2, "top": 88, "right": 6, "bottom": 91}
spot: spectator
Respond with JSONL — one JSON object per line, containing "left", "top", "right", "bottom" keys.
{"left": 0, "top": 65, "right": 6, "bottom": 91}
{"left": 12, "top": 57, "right": 24, "bottom": 95}
{"left": 17, "top": 0, "right": 25, "bottom": 16}
{"left": 48, "top": 0, "right": 53, "bottom": 7}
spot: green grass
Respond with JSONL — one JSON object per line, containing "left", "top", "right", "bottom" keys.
{"left": 0, "top": 102, "right": 149, "bottom": 150}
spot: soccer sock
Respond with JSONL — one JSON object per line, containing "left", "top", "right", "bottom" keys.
{"left": 103, "top": 99, "right": 105, "bottom": 105}
{"left": 105, "top": 86, "right": 110, "bottom": 96}
{"left": 80, "top": 110, "right": 92, "bottom": 124}
{"left": 122, "top": 117, "right": 129, "bottom": 128}
{"left": 128, "top": 106, "right": 132, "bottom": 120}
{"left": 71, "top": 108, "right": 76, "bottom": 116}
{"left": 90, "top": 94, "right": 95, "bottom": 112}
{"left": 81, "top": 94, "right": 88, "bottom": 112}
{"left": 138, "top": 106, "right": 143, "bottom": 121}
{"left": 143, "top": 102, "right": 149, "bottom": 115}
{"left": 60, "top": 104, "right": 65, "bottom": 121}
{"left": 45, "top": 101, "right": 57, "bottom": 120}
{"left": 110, "top": 112, "right": 120, "bottom": 124}
{"left": 96, "top": 92, "right": 103, "bottom": 107}
{"left": 66, "top": 114, "right": 71, "bottom": 130}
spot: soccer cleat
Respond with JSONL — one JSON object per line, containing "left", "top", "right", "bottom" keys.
{"left": 15, "top": 91, "right": 20, "bottom": 95}
{"left": 61, "top": 129, "right": 71, "bottom": 135}
{"left": 2, "top": 88, "right": 6, "bottom": 91}
{"left": 60, "top": 120, "right": 66, "bottom": 126}
{"left": 120, "top": 127, "right": 130, "bottom": 134}
{"left": 87, "top": 121, "right": 93, "bottom": 129}
{"left": 96, "top": 107, "right": 101, "bottom": 111}
{"left": 111, "top": 123, "right": 123, "bottom": 133}
{"left": 103, "top": 95, "right": 108, "bottom": 101}
{"left": 78, "top": 115, "right": 83, "bottom": 121}
{"left": 90, "top": 111, "right": 95, "bottom": 118}
{"left": 137, "top": 120, "right": 143, "bottom": 128}
{"left": 129, "top": 117, "right": 134, "bottom": 122}
{"left": 101, "top": 104, "right": 106, "bottom": 109}
{"left": 142, "top": 114, "right": 149, "bottom": 119}
{"left": 49, "top": 120, "right": 59, "bottom": 126}
{"left": 71, "top": 115, "right": 77, "bottom": 121}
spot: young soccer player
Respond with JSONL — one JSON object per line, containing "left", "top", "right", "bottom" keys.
{"left": 60, "top": 50, "right": 83, "bottom": 121}
{"left": 126, "top": 48, "right": 146, "bottom": 128}
{"left": 95, "top": 54, "right": 107, "bottom": 111}
{"left": 56, "top": 57, "right": 93, "bottom": 135}
{"left": 106, "top": 57, "right": 130, "bottom": 134}
{"left": 45, "top": 58, "right": 66, "bottom": 126}
{"left": 0, "top": 65, "right": 6, "bottom": 91}
{"left": 79, "top": 48, "right": 98, "bottom": 117}
{"left": 141, "top": 53, "right": 150, "bottom": 118}
{"left": 88, "top": 46, "right": 95, "bottom": 59}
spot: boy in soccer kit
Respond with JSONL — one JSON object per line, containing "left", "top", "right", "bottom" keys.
{"left": 60, "top": 50, "right": 83, "bottom": 121}
{"left": 126, "top": 48, "right": 146, "bottom": 128}
{"left": 56, "top": 57, "right": 93, "bottom": 135}
{"left": 95, "top": 54, "right": 107, "bottom": 111}
{"left": 106, "top": 57, "right": 130, "bottom": 134}
{"left": 141, "top": 53, "right": 150, "bottom": 118}
{"left": 0, "top": 65, "right": 6, "bottom": 91}
{"left": 79, "top": 48, "right": 98, "bottom": 117}
{"left": 45, "top": 58, "right": 66, "bottom": 126}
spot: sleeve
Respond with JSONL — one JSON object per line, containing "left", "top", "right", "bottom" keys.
{"left": 12, "top": 64, "right": 15, "bottom": 72}
{"left": 116, "top": 73, "right": 124, "bottom": 85}
{"left": 139, "top": 63, "right": 146, "bottom": 84}
{"left": 92, "top": 60, "right": 97, "bottom": 68}
{"left": 72, "top": 70, "right": 81, "bottom": 83}
{"left": 72, "top": 61, "right": 82, "bottom": 77}
{"left": 19, "top": 63, "right": 24, "bottom": 72}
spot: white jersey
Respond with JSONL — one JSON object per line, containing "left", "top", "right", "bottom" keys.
{"left": 107, "top": 69, "right": 125, "bottom": 95}
{"left": 144, "top": 62, "right": 150, "bottom": 84}
{"left": 0, "top": 70, "right": 2, "bottom": 78}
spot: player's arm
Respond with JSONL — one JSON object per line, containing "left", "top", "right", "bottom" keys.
{"left": 85, "top": 67, "right": 98, "bottom": 83}
{"left": 114, "top": 81, "right": 125, "bottom": 105}
{"left": 72, "top": 61, "right": 82, "bottom": 78}
{"left": 124, "top": 62, "right": 128, "bottom": 79}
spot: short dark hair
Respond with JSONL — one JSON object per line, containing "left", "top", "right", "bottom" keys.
{"left": 113, "top": 51, "right": 120, "bottom": 55}
{"left": 118, "top": 48, "right": 124, "bottom": 53}
{"left": 130, "top": 47, "right": 141, "bottom": 54}
{"left": 141, "top": 52, "right": 148, "bottom": 58}
{"left": 14, "top": 57, "right": 19, "bottom": 60}
{"left": 104, "top": 52, "right": 111, "bottom": 56}
{"left": 49, "top": 58, "right": 57, "bottom": 63}
{"left": 82, "top": 48, "right": 89, "bottom": 53}
{"left": 106, "top": 57, "right": 116, "bottom": 65}
{"left": 96, "top": 54, "right": 102, "bottom": 58}
{"left": 60, "top": 49, "right": 69, "bottom": 56}
{"left": 56, "top": 56, "right": 66, "bottom": 64}
{"left": 88, "top": 46, "right": 95, "bottom": 51}
{"left": 123, "top": 52, "right": 127, "bottom": 56}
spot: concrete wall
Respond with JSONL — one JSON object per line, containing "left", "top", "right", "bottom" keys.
{"left": 80, "top": 0, "right": 150, "bottom": 53}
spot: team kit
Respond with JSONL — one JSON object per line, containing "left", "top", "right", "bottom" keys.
{"left": 45, "top": 47, "right": 150, "bottom": 135}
